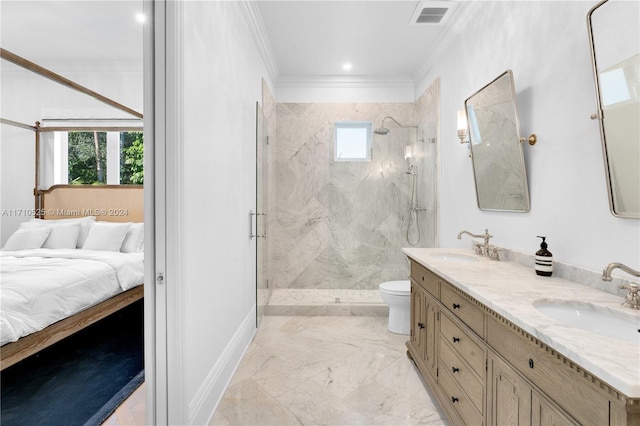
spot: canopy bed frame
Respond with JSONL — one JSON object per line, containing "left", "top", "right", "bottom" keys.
{"left": 0, "top": 49, "right": 145, "bottom": 370}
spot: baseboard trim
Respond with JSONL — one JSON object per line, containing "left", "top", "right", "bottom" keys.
{"left": 189, "top": 306, "right": 257, "bottom": 425}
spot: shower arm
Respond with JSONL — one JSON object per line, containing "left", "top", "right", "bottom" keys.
{"left": 381, "top": 116, "right": 417, "bottom": 129}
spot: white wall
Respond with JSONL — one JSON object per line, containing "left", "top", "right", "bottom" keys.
{"left": 175, "top": 1, "right": 273, "bottom": 423}
{"left": 416, "top": 2, "right": 639, "bottom": 275}
{"left": 0, "top": 125, "right": 34, "bottom": 243}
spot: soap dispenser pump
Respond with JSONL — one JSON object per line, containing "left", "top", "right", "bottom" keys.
{"left": 535, "top": 236, "right": 553, "bottom": 276}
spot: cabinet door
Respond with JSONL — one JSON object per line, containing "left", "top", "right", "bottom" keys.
{"left": 490, "top": 355, "right": 531, "bottom": 426}
{"left": 411, "top": 283, "right": 438, "bottom": 378}
{"left": 531, "top": 391, "right": 579, "bottom": 426}
{"left": 423, "top": 290, "right": 438, "bottom": 374}
{"left": 411, "top": 284, "right": 425, "bottom": 355}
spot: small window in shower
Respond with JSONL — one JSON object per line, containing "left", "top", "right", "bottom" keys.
{"left": 334, "top": 121, "right": 372, "bottom": 162}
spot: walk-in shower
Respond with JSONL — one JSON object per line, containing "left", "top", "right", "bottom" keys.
{"left": 375, "top": 116, "right": 425, "bottom": 245}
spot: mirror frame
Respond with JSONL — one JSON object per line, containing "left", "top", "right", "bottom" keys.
{"left": 465, "top": 70, "right": 531, "bottom": 213}
{"left": 587, "top": 0, "right": 640, "bottom": 218}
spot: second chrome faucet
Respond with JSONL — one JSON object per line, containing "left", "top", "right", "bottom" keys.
{"left": 602, "top": 262, "right": 640, "bottom": 310}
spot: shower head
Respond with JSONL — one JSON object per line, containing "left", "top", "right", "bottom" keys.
{"left": 374, "top": 116, "right": 417, "bottom": 135}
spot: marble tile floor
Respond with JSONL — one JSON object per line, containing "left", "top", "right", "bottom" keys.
{"left": 266, "top": 289, "right": 388, "bottom": 317}
{"left": 211, "top": 316, "right": 447, "bottom": 425}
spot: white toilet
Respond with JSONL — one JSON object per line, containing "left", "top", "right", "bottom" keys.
{"left": 379, "top": 280, "right": 411, "bottom": 335}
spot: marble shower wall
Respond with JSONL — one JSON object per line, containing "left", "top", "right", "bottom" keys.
{"left": 272, "top": 102, "right": 438, "bottom": 290}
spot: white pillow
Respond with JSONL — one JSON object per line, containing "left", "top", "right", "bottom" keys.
{"left": 83, "top": 222, "right": 132, "bottom": 251}
{"left": 27, "top": 216, "right": 96, "bottom": 248}
{"left": 2, "top": 227, "right": 51, "bottom": 251}
{"left": 120, "top": 222, "right": 144, "bottom": 253}
{"left": 42, "top": 223, "right": 81, "bottom": 249}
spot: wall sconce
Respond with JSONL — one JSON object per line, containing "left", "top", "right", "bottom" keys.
{"left": 457, "top": 109, "right": 468, "bottom": 144}
{"left": 404, "top": 145, "right": 413, "bottom": 161}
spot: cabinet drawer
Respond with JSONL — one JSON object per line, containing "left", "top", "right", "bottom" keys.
{"left": 440, "top": 312, "right": 484, "bottom": 377}
{"left": 441, "top": 283, "right": 484, "bottom": 337}
{"left": 486, "top": 316, "right": 609, "bottom": 426}
{"left": 439, "top": 340, "right": 484, "bottom": 413}
{"left": 410, "top": 261, "right": 439, "bottom": 297}
{"left": 438, "top": 364, "right": 483, "bottom": 426}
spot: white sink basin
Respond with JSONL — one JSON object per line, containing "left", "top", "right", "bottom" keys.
{"left": 429, "top": 252, "right": 480, "bottom": 263}
{"left": 534, "top": 301, "right": 640, "bottom": 344}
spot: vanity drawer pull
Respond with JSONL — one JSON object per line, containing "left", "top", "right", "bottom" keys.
{"left": 452, "top": 303, "right": 461, "bottom": 310}
{"left": 418, "top": 322, "right": 425, "bottom": 329}
{"left": 451, "top": 396, "right": 459, "bottom": 403}
{"left": 451, "top": 367, "right": 460, "bottom": 373}
{"left": 529, "top": 358, "right": 534, "bottom": 369}
{"left": 452, "top": 337, "right": 460, "bottom": 343}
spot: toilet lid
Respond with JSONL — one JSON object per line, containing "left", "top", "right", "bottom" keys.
{"left": 379, "top": 280, "right": 411, "bottom": 295}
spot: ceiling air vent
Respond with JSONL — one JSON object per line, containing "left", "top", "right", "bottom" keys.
{"left": 409, "top": 2, "right": 458, "bottom": 26}
{"left": 415, "top": 7, "right": 448, "bottom": 24}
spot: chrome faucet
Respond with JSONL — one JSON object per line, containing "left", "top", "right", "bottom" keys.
{"left": 458, "top": 229, "right": 493, "bottom": 257}
{"left": 602, "top": 262, "right": 640, "bottom": 310}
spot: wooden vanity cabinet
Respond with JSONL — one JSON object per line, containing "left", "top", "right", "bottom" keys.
{"left": 408, "top": 262, "right": 487, "bottom": 425}
{"left": 406, "top": 259, "right": 639, "bottom": 426}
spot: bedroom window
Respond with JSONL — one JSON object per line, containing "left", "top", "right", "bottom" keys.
{"left": 61, "top": 131, "right": 144, "bottom": 185}
{"left": 334, "top": 121, "right": 372, "bottom": 162}
{"left": 68, "top": 132, "right": 108, "bottom": 184}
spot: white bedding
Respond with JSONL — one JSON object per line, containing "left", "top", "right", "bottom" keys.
{"left": 0, "top": 249, "right": 144, "bottom": 345}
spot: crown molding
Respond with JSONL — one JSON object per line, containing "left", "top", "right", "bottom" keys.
{"left": 412, "top": 1, "right": 482, "bottom": 85}
{"left": 238, "top": 0, "right": 279, "bottom": 85}
{"left": 277, "top": 75, "right": 415, "bottom": 90}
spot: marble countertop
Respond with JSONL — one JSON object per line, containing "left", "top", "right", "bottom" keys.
{"left": 402, "top": 247, "right": 640, "bottom": 398}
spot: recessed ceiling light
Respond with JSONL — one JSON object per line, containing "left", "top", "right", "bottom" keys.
{"left": 342, "top": 63, "right": 352, "bottom": 71}
{"left": 135, "top": 13, "right": 146, "bottom": 24}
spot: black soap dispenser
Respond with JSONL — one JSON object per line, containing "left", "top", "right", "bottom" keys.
{"left": 535, "top": 236, "right": 553, "bottom": 276}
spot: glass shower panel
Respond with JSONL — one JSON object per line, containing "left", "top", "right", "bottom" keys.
{"left": 255, "top": 103, "right": 269, "bottom": 327}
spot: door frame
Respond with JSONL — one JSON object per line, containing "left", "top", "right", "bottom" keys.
{"left": 144, "top": 0, "right": 187, "bottom": 424}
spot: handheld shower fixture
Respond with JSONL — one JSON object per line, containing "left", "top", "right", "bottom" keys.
{"left": 374, "top": 116, "right": 417, "bottom": 135}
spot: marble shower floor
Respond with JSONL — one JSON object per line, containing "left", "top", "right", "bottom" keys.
{"left": 266, "top": 289, "right": 388, "bottom": 316}
{"left": 211, "top": 316, "right": 447, "bottom": 426}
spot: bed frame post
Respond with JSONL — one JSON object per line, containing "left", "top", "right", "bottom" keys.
{"left": 34, "top": 121, "right": 42, "bottom": 217}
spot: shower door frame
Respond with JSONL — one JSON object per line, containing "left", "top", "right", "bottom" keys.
{"left": 255, "top": 102, "right": 269, "bottom": 327}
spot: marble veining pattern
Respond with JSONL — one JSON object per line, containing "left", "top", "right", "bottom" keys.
{"left": 403, "top": 247, "right": 640, "bottom": 397}
{"left": 273, "top": 101, "right": 438, "bottom": 291}
{"left": 211, "top": 316, "right": 447, "bottom": 425}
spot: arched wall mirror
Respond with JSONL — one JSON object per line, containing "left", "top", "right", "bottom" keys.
{"left": 588, "top": 0, "right": 640, "bottom": 218}
{"left": 465, "top": 70, "right": 531, "bottom": 212}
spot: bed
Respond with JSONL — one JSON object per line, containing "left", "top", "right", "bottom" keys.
{"left": 0, "top": 185, "right": 145, "bottom": 370}
{"left": 1, "top": 49, "right": 145, "bottom": 370}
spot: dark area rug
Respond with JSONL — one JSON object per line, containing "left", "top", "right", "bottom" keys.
{"left": 1, "top": 299, "right": 144, "bottom": 426}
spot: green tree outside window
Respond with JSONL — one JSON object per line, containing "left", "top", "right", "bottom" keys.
{"left": 68, "top": 131, "right": 107, "bottom": 184}
{"left": 121, "top": 132, "right": 144, "bottom": 185}
{"left": 67, "top": 131, "right": 143, "bottom": 185}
